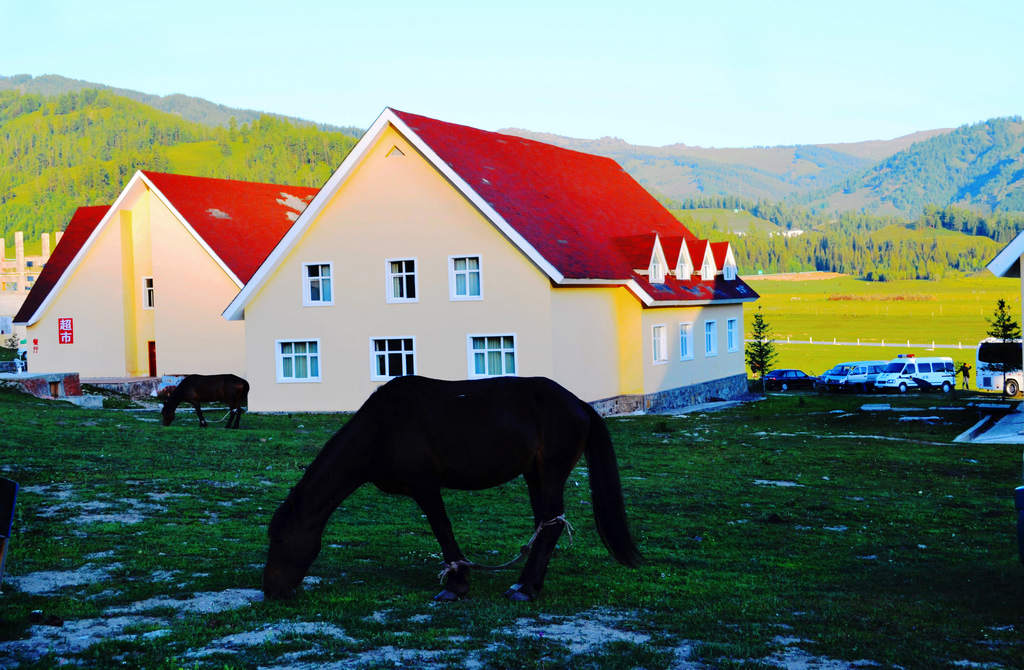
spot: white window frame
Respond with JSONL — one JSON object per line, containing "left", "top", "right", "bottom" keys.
{"left": 275, "top": 338, "right": 322, "bottom": 383}
{"left": 467, "top": 333, "right": 517, "bottom": 378}
{"left": 680, "top": 322, "right": 694, "bottom": 361}
{"left": 385, "top": 257, "right": 418, "bottom": 303}
{"left": 369, "top": 336, "right": 416, "bottom": 381}
{"left": 142, "top": 276, "right": 155, "bottom": 310}
{"left": 723, "top": 263, "right": 737, "bottom": 281}
{"left": 652, "top": 324, "right": 668, "bottom": 364}
{"left": 704, "top": 320, "right": 718, "bottom": 357}
{"left": 302, "top": 262, "right": 334, "bottom": 306}
{"left": 449, "top": 254, "right": 483, "bottom": 301}
{"left": 727, "top": 318, "right": 739, "bottom": 352}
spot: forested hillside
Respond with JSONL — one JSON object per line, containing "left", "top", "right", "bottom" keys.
{"left": 803, "top": 117, "right": 1024, "bottom": 217}
{"left": 670, "top": 197, "right": 1018, "bottom": 280}
{"left": 0, "top": 89, "right": 357, "bottom": 249}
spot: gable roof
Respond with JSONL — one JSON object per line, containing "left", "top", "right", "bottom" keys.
{"left": 224, "top": 108, "right": 757, "bottom": 319}
{"left": 988, "top": 229, "right": 1024, "bottom": 278}
{"left": 13, "top": 205, "right": 110, "bottom": 324}
{"left": 15, "top": 172, "right": 319, "bottom": 326}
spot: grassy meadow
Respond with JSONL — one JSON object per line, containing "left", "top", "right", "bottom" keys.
{"left": 1, "top": 385, "right": 1022, "bottom": 668}
{"left": 744, "top": 274, "right": 1021, "bottom": 377}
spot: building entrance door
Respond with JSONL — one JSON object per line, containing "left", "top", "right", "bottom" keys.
{"left": 148, "top": 341, "right": 157, "bottom": 377}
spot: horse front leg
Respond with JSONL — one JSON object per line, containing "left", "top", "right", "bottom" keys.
{"left": 506, "top": 470, "right": 566, "bottom": 602}
{"left": 193, "top": 402, "right": 207, "bottom": 427}
{"left": 411, "top": 488, "right": 470, "bottom": 601}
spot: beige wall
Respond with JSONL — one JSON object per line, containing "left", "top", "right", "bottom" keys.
{"left": 640, "top": 303, "right": 745, "bottom": 395}
{"left": 550, "top": 286, "right": 643, "bottom": 401}
{"left": 26, "top": 184, "right": 245, "bottom": 378}
{"left": 244, "top": 125, "right": 555, "bottom": 411}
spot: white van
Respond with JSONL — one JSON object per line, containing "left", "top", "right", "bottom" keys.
{"left": 838, "top": 360, "right": 889, "bottom": 392}
{"left": 874, "top": 354, "right": 955, "bottom": 393}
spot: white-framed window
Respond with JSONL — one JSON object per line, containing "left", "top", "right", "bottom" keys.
{"left": 142, "top": 276, "right": 155, "bottom": 309}
{"left": 449, "top": 255, "right": 483, "bottom": 300}
{"left": 370, "top": 337, "right": 416, "bottom": 380}
{"left": 303, "top": 262, "right": 333, "bottom": 305}
{"left": 386, "top": 258, "right": 417, "bottom": 303}
{"left": 704, "top": 320, "right": 718, "bottom": 356}
{"left": 276, "top": 339, "right": 321, "bottom": 382}
{"left": 680, "top": 322, "right": 694, "bottom": 361}
{"left": 468, "top": 334, "right": 516, "bottom": 377}
{"left": 723, "top": 263, "right": 737, "bottom": 280}
{"left": 652, "top": 324, "right": 668, "bottom": 364}
{"left": 727, "top": 318, "right": 739, "bottom": 352}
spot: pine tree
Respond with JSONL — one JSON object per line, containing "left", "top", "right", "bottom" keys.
{"left": 745, "top": 306, "right": 778, "bottom": 394}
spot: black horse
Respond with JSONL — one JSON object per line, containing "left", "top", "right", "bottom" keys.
{"left": 263, "top": 375, "right": 640, "bottom": 602}
{"left": 160, "top": 374, "right": 249, "bottom": 429}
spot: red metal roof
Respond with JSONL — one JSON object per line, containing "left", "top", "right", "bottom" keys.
{"left": 14, "top": 205, "right": 110, "bottom": 324}
{"left": 391, "top": 109, "right": 756, "bottom": 304}
{"left": 141, "top": 171, "right": 319, "bottom": 283}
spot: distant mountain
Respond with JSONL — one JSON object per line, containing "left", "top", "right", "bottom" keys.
{"left": 500, "top": 127, "right": 951, "bottom": 204}
{"left": 0, "top": 73, "right": 363, "bottom": 136}
{"left": 802, "top": 117, "right": 1024, "bottom": 217}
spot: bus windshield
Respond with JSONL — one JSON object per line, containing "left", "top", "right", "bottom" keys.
{"left": 883, "top": 362, "right": 904, "bottom": 373}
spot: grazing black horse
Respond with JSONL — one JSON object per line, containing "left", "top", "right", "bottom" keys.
{"left": 160, "top": 374, "right": 249, "bottom": 429}
{"left": 263, "top": 375, "right": 641, "bottom": 602}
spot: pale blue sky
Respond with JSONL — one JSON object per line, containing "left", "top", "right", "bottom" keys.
{"left": 2, "top": 0, "right": 1021, "bottom": 147}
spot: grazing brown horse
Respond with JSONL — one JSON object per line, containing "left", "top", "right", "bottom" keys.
{"left": 262, "top": 375, "right": 641, "bottom": 602}
{"left": 160, "top": 374, "right": 249, "bottom": 429}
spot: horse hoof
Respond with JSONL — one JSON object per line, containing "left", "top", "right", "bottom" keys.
{"left": 504, "top": 585, "right": 534, "bottom": 602}
{"left": 432, "top": 589, "right": 462, "bottom": 602}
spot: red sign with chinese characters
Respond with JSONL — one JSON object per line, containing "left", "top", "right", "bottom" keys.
{"left": 57, "top": 317, "right": 74, "bottom": 344}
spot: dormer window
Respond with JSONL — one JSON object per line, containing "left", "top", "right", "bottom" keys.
{"left": 650, "top": 255, "right": 666, "bottom": 283}
{"left": 700, "top": 254, "right": 715, "bottom": 281}
{"left": 723, "top": 263, "right": 737, "bottom": 280}
{"left": 648, "top": 235, "right": 667, "bottom": 283}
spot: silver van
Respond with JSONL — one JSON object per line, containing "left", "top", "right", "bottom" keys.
{"left": 838, "top": 360, "right": 889, "bottom": 392}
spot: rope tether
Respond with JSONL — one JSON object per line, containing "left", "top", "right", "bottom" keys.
{"left": 438, "top": 514, "right": 574, "bottom": 583}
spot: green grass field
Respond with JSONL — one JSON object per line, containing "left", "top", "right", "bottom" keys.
{"left": 745, "top": 275, "right": 1021, "bottom": 376}
{"left": 1, "top": 386, "right": 1022, "bottom": 668}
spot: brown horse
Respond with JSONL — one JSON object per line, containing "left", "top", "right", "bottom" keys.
{"left": 262, "top": 375, "right": 641, "bottom": 602}
{"left": 160, "top": 374, "right": 249, "bottom": 429}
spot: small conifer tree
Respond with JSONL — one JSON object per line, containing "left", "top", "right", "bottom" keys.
{"left": 745, "top": 306, "right": 778, "bottom": 394}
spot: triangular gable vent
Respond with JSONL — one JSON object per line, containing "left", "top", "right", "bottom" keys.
{"left": 386, "top": 145, "right": 405, "bottom": 157}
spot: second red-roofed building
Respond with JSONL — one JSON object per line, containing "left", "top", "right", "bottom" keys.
{"left": 14, "top": 172, "right": 318, "bottom": 379}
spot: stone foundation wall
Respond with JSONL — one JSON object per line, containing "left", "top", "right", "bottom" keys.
{"left": 591, "top": 373, "right": 749, "bottom": 416}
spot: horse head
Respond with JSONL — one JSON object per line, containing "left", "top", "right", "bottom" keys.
{"left": 262, "top": 499, "right": 322, "bottom": 600}
{"left": 160, "top": 402, "right": 175, "bottom": 426}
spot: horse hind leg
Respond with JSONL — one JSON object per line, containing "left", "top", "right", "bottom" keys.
{"left": 411, "top": 488, "right": 471, "bottom": 601}
{"left": 506, "top": 470, "right": 567, "bottom": 602}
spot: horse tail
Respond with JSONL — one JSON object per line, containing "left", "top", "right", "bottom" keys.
{"left": 582, "top": 403, "right": 642, "bottom": 567}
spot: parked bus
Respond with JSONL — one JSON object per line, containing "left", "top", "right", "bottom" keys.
{"left": 976, "top": 337, "right": 1023, "bottom": 396}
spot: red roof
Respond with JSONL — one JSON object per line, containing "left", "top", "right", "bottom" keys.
{"left": 14, "top": 205, "right": 110, "bottom": 324}
{"left": 141, "top": 171, "right": 319, "bottom": 283}
{"left": 391, "top": 109, "right": 756, "bottom": 304}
